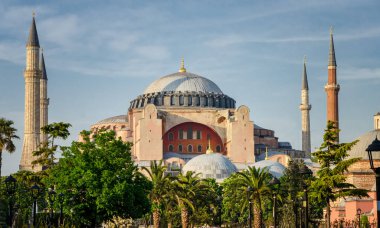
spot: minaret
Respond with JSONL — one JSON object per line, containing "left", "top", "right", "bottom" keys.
{"left": 325, "top": 27, "right": 340, "bottom": 137}
{"left": 20, "top": 15, "right": 41, "bottom": 171}
{"left": 40, "top": 51, "right": 49, "bottom": 143}
{"left": 300, "top": 57, "right": 311, "bottom": 157}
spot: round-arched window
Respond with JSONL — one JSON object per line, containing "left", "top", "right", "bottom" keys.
{"left": 216, "top": 145, "right": 221, "bottom": 152}
{"left": 178, "top": 144, "right": 183, "bottom": 152}
{"left": 188, "top": 145, "right": 193, "bottom": 153}
{"left": 168, "top": 132, "right": 174, "bottom": 141}
{"left": 168, "top": 145, "right": 174, "bottom": 152}
{"left": 197, "top": 145, "right": 202, "bottom": 153}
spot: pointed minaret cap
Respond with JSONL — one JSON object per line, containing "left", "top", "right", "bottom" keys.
{"left": 328, "top": 26, "right": 336, "bottom": 67}
{"left": 27, "top": 13, "right": 40, "bottom": 47}
{"left": 302, "top": 56, "right": 309, "bottom": 90}
{"left": 40, "top": 50, "right": 47, "bottom": 80}
{"left": 206, "top": 139, "right": 214, "bottom": 154}
{"left": 179, "top": 58, "right": 186, "bottom": 73}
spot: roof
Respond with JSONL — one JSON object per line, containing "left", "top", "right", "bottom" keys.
{"left": 302, "top": 61, "right": 308, "bottom": 90}
{"left": 182, "top": 153, "right": 237, "bottom": 182}
{"left": 40, "top": 53, "right": 47, "bottom": 80}
{"left": 328, "top": 31, "right": 336, "bottom": 66}
{"left": 250, "top": 160, "right": 286, "bottom": 178}
{"left": 27, "top": 17, "right": 40, "bottom": 47}
{"left": 347, "top": 129, "right": 380, "bottom": 160}
{"left": 143, "top": 71, "right": 223, "bottom": 94}
{"left": 95, "top": 115, "right": 128, "bottom": 125}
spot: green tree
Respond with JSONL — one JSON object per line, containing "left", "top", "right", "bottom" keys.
{"left": 142, "top": 160, "right": 170, "bottom": 228}
{"left": 32, "top": 122, "right": 71, "bottom": 170}
{"left": 310, "top": 121, "right": 368, "bottom": 228}
{"left": 173, "top": 171, "right": 204, "bottom": 228}
{"left": 45, "top": 130, "right": 151, "bottom": 227}
{"left": 0, "top": 118, "right": 19, "bottom": 178}
{"left": 236, "top": 167, "right": 272, "bottom": 228}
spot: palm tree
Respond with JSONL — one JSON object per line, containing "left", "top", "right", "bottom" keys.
{"left": 237, "top": 166, "right": 272, "bottom": 228}
{"left": 0, "top": 118, "right": 19, "bottom": 177}
{"left": 142, "top": 160, "right": 170, "bottom": 228}
{"left": 173, "top": 171, "right": 203, "bottom": 228}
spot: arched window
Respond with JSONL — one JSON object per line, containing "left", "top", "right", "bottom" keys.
{"left": 216, "top": 145, "right": 221, "bottom": 152}
{"left": 178, "top": 144, "right": 183, "bottom": 152}
{"left": 168, "top": 132, "right": 174, "bottom": 141}
{"left": 170, "top": 96, "right": 175, "bottom": 105}
{"left": 197, "top": 145, "right": 202, "bottom": 152}
{"left": 196, "top": 130, "right": 201, "bottom": 139}
{"left": 168, "top": 145, "right": 174, "bottom": 152}
{"left": 188, "top": 145, "right": 193, "bottom": 153}
{"left": 188, "top": 96, "right": 192, "bottom": 106}
{"left": 179, "top": 95, "right": 184, "bottom": 105}
{"left": 179, "top": 130, "right": 184, "bottom": 140}
{"left": 187, "top": 127, "right": 193, "bottom": 139}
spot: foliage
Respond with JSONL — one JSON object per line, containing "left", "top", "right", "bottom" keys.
{"left": 0, "top": 117, "right": 19, "bottom": 178}
{"left": 222, "top": 167, "right": 272, "bottom": 228}
{"left": 45, "top": 130, "right": 151, "bottom": 227}
{"left": 310, "top": 121, "right": 369, "bottom": 226}
{"left": 32, "top": 122, "right": 71, "bottom": 170}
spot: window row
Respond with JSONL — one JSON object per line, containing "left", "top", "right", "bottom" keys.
{"left": 168, "top": 144, "right": 221, "bottom": 153}
{"left": 168, "top": 130, "right": 205, "bottom": 140}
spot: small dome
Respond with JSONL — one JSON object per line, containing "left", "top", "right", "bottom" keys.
{"left": 348, "top": 130, "right": 380, "bottom": 160}
{"left": 144, "top": 72, "right": 223, "bottom": 94}
{"left": 250, "top": 160, "right": 286, "bottom": 178}
{"left": 95, "top": 115, "right": 128, "bottom": 125}
{"left": 182, "top": 153, "right": 237, "bottom": 182}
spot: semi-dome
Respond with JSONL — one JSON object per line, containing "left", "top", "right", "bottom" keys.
{"left": 250, "top": 160, "right": 286, "bottom": 178}
{"left": 348, "top": 130, "right": 380, "bottom": 160}
{"left": 144, "top": 72, "right": 223, "bottom": 94}
{"left": 95, "top": 115, "right": 128, "bottom": 125}
{"left": 182, "top": 152, "right": 238, "bottom": 182}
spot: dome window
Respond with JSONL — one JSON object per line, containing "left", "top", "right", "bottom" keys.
{"left": 188, "top": 145, "right": 193, "bottom": 153}
{"left": 179, "top": 95, "right": 184, "bottom": 105}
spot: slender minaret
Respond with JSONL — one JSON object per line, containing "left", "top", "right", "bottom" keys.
{"left": 324, "top": 27, "right": 340, "bottom": 138}
{"left": 20, "top": 15, "right": 41, "bottom": 171}
{"left": 300, "top": 57, "right": 311, "bottom": 157}
{"left": 40, "top": 51, "right": 49, "bottom": 143}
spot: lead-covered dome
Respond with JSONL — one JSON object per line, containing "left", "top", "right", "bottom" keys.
{"left": 182, "top": 153, "right": 238, "bottom": 182}
{"left": 348, "top": 130, "right": 380, "bottom": 160}
{"left": 144, "top": 72, "right": 223, "bottom": 94}
{"left": 129, "top": 61, "right": 236, "bottom": 110}
{"left": 250, "top": 160, "right": 286, "bottom": 178}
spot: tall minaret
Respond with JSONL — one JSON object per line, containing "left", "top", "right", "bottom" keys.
{"left": 20, "top": 15, "right": 41, "bottom": 171}
{"left": 299, "top": 57, "right": 311, "bottom": 157}
{"left": 40, "top": 51, "right": 49, "bottom": 143}
{"left": 324, "top": 27, "right": 340, "bottom": 136}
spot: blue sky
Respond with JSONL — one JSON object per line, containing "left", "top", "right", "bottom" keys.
{"left": 1, "top": 0, "right": 380, "bottom": 175}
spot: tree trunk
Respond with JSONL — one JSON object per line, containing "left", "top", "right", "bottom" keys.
{"left": 181, "top": 207, "right": 189, "bottom": 228}
{"left": 153, "top": 209, "right": 160, "bottom": 228}
{"left": 253, "top": 198, "right": 262, "bottom": 228}
{"left": 326, "top": 198, "right": 331, "bottom": 228}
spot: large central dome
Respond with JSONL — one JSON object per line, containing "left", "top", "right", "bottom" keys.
{"left": 129, "top": 61, "right": 236, "bottom": 110}
{"left": 144, "top": 72, "right": 223, "bottom": 94}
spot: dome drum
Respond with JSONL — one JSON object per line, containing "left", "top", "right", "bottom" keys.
{"left": 129, "top": 91, "right": 236, "bottom": 109}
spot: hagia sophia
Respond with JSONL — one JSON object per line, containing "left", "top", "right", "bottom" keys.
{"left": 18, "top": 16, "right": 380, "bottom": 222}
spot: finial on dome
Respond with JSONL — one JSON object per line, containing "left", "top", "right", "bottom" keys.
{"left": 265, "top": 147, "right": 268, "bottom": 160}
{"left": 179, "top": 58, "right": 186, "bottom": 73}
{"left": 206, "top": 139, "right": 214, "bottom": 154}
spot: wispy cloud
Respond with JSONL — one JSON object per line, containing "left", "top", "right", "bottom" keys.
{"left": 340, "top": 67, "right": 380, "bottom": 81}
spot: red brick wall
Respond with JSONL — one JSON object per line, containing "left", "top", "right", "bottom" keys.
{"left": 163, "top": 122, "right": 224, "bottom": 154}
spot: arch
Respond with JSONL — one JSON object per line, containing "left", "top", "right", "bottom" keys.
{"left": 163, "top": 122, "right": 224, "bottom": 155}
{"left": 168, "top": 132, "right": 174, "bottom": 141}
{"left": 168, "top": 145, "right": 174, "bottom": 152}
{"left": 216, "top": 145, "right": 221, "bottom": 152}
{"left": 197, "top": 145, "right": 202, "bottom": 152}
{"left": 188, "top": 144, "right": 193, "bottom": 153}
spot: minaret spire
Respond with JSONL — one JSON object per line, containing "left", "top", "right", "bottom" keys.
{"left": 325, "top": 27, "right": 340, "bottom": 140}
{"left": 20, "top": 15, "right": 42, "bottom": 171}
{"left": 40, "top": 50, "right": 49, "bottom": 143}
{"left": 300, "top": 56, "right": 312, "bottom": 157}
